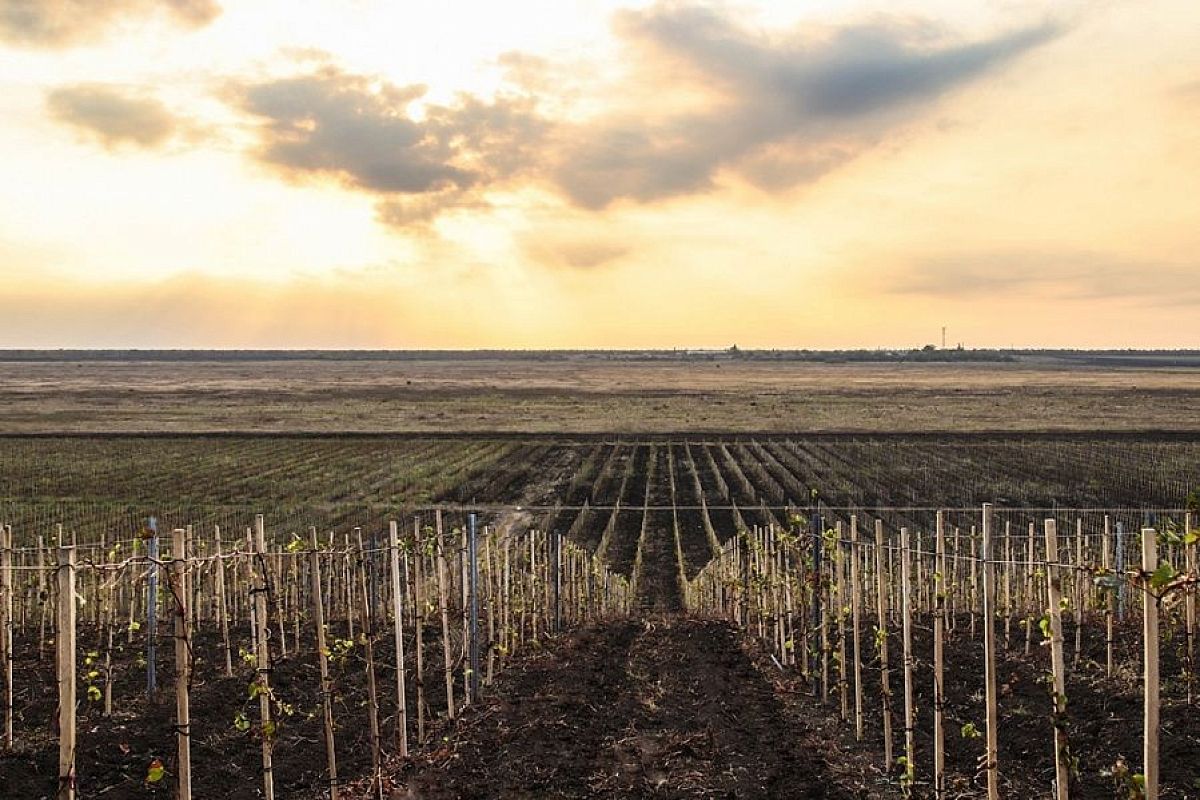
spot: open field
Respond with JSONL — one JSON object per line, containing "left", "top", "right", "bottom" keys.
{"left": 1, "top": 432, "right": 1198, "bottom": 797}
{"left": 1, "top": 358, "right": 1198, "bottom": 798}
{"left": 2, "top": 435, "right": 1196, "bottom": 555}
{"left": 1, "top": 358, "right": 1199, "bottom": 433}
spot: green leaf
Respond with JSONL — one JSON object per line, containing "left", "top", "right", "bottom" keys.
{"left": 1150, "top": 562, "right": 1176, "bottom": 590}
{"left": 146, "top": 759, "right": 166, "bottom": 783}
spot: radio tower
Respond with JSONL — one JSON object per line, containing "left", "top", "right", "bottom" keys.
{"left": 941, "top": 326, "right": 946, "bottom": 349}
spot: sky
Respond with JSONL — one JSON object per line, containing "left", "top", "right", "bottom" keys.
{"left": 0, "top": 0, "right": 1197, "bottom": 349}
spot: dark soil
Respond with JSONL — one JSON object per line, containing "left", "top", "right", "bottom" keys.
{"left": 0, "top": 623, "right": 457, "bottom": 800}
{"left": 390, "top": 616, "right": 857, "bottom": 799}
{"left": 771, "top": 615, "right": 1200, "bottom": 799}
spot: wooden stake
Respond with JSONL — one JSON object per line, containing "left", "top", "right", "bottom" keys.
{"left": 874, "top": 518, "right": 894, "bottom": 768}
{"left": 849, "top": 515, "right": 864, "bottom": 742}
{"left": 412, "top": 518, "right": 426, "bottom": 743}
{"left": 1044, "top": 519, "right": 1069, "bottom": 800}
{"left": 435, "top": 511, "right": 456, "bottom": 719}
{"left": 1142, "top": 527, "right": 1159, "bottom": 800}
{"left": 388, "top": 521, "right": 409, "bottom": 757}
{"left": 308, "top": 528, "right": 338, "bottom": 800}
{"left": 38, "top": 536, "right": 47, "bottom": 661}
{"left": 836, "top": 521, "right": 848, "bottom": 722}
{"left": 171, "top": 529, "right": 192, "bottom": 800}
{"left": 354, "top": 528, "right": 383, "bottom": 799}
{"left": 1185, "top": 512, "right": 1195, "bottom": 706}
{"left": 57, "top": 544, "right": 77, "bottom": 800}
{"left": 1103, "top": 515, "right": 1114, "bottom": 677}
{"left": 251, "top": 515, "right": 275, "bottom": 800}
{"left": 1025, "top": 522, "right": 1035, "bottom": 656}
{"left": 1, "top": 525, "right": 12, "bottom": 750}
{"left": 900, "top": 527, "right": 915, "bottom": 793}
{"left": 982, "top": 503, "right": 1000, "bottom": 800}
{"left": 933, "top": 512, "right": 946, "bottom": 800}
{"left": 485, "top": 530, "right": 496, "bottom": 685}
{"left": 215, "top": 527, "right": 232, "bottom": 677}
{"left": 1073, "top": 518, "right": 1084, "bottom": 668}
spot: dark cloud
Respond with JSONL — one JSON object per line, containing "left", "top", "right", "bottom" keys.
{"left": 232, "top": 66, "right": 547, "bottom": 212}
{"left": 0, "top": 0, "right": 220, "bottom": 48}
{"left": 46, "top": 83, "right": 190, "bottom": 149}
{"left": 376, "top": 189, "right": 487, "bottom": 230}
{"left": 552, "top": 6, "right": 1060, "bottom": 208}
{"left": 887, "top": 251, "right": 1200, "bottom": 305}
{"left": 220, "top": 5, "right": 1060, "bottom": 246}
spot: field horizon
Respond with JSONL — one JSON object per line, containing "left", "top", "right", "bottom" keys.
{"left": 2, "top": 355, "right": 1198, "bottom": 435}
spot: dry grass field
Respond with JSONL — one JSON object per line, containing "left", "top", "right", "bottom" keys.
{"left": 1, "top": 358, "right": 1198, "bottom": 433}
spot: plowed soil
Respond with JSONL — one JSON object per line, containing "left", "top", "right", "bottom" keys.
{"left": 388, "top": 617, "right": 859, "bottom": 800}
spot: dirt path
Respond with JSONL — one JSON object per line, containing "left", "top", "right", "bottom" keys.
{"left": 396, "top": 617, "right": 854, "bottom": 799}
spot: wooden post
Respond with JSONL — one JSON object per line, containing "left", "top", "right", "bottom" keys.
{"left": 251, "top": 515, "right": 275, "bottom": 800}
{"left": 435, "top": 511, "right": 455, "bottom": 719}
{"left": 1080, "top": 515, "right": 1089, "bottom": 666}
{"left": 933, "top": 512, "right": 946, "bottom": 800}
{"left": 146, "top": 521, "right": 159, "bottom": 700}
{"left": 101, "top": 536, "right": 114, "bottom": 718}
{"left": 836, "top": 521, "right": 849, "bottom": 722}
{"left": 388, "top": 521, "right": 409, "bottom": 757}
{"left": 1185, "top": 512, "right": 1195, "bottom": 706}
{"left": 874, "top": 519, "right": 894, "bottom": 767}
{"left": 969, "top": 526, "right": 978, "bottom": 640}
{"left": 849, "top": 515, "right": 864, "bottom": 742}
{"left": 485, "top": 530, "right": 496, "bottom": 685}
{"left": 460, "top": 525, "right": 470, "bottom": 705}
{"left": 354, "top": 529, "right": 383, "bottom": 799}
{"left": 1, "top": 525, "right": 12, "bottom": 750}
{"left": 1142, "top": 528, "right": 1160, "bottom": 800}
{"left": 412, "top": 518, "right": 426, "bottom": 744}
{"left": 215, "top": 527, "right": 233, "bottom": 677}
{"left": 1104, "top": 515, "right": 1115, "bottom": 677}
{"left": 982, "top": 503, "right": 1000, "bottom": 800}
{"left": 38, "top": 536, "right": 47, "bottom": 661}
{"left": 900, "top": 527, "right": 915, "bottom": 792}
{"left": 1025, "top": 522, "right": 1035, "bottom": 656}
{"left": 272, "top": 546, "right": 288, "bottom": 659}
{"left": 309, "top": 528, "right": 338, "bottom": 800}
{"left": 57, "top": 544, "right": 77, "bottom": 800}
{"left": 1003, "top": 521, "right": 1012, "bottom": 649}
{"left": 171, "top": 529, "right": 192, "bottom": 800}
{"left": 1044, "top": 519, "right": 1069, "bottom": 800}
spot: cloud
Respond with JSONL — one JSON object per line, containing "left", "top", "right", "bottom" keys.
{"left": 46, "top": 83, "right": 196, "bottom": 149}
{"left": 551, "top": 5, "right": 1061, "bottom": 208}
{"left": 522, "top": 236, "right": 629, "bottom": 270}
{"left": 219, "top": 6, "right": 1061, "bottom": 238}
{"left": 230, "top": 66, "right": 547, "bottom": 225}
{"left": 885, "top": 250, "right": 1200, "bottom": 305}
{"left": 0, "top": 0, "right": 220, "bottom": 48}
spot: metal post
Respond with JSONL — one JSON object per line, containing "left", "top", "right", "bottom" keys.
{"left": 468, "top": 513, "right": 480, "bottom": 704}
{"left": 146, "top": 516, "right": 158, "bottom": 699}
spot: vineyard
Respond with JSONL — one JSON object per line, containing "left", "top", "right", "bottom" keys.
{"left": 0, "top": 435, "right": 1198, "bottom": 798}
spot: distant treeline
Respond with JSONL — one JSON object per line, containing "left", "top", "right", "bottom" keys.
{"left": 0, "top": 348, "right": 1196, "bottom": 365}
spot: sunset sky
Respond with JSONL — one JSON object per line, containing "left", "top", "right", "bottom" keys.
{"left": 1, "top": 0, "right": 1197, "bottom": 349}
